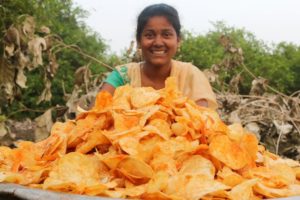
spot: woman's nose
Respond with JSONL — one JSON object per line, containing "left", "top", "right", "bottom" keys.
{"left": 153, "top": 35, "right": 163, "bottom": 46}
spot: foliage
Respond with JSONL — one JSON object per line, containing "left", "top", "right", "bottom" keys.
{"left": 176, "top": 22, "right": 300, "bottom": 95}
{"left": 0, "top": 0, "right": 108, "bottom": 119}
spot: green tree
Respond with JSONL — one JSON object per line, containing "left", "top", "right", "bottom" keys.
{"left": 177, "top": 22, "right": 299, "bottom": 94}
{"left": 0, "top": 0, "right": 108, "bottom": 119}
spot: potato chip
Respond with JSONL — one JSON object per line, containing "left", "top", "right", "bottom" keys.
{"left": 117, "top": 157, "right": 154, "bottom": 184}
{"left": 112, "top": 84, "right": 133, "bottom": 110}
{"left": 113, "top": 111, "right": 141, "bottom": 131}
{"left": 209, "top": 134, "right": 248, "bottom": 170}
{"left": 150, "top": 154, "right": 177, "bottom": 175}
{"left": 294, "top": 167, "right": 300, "bottom": 180}
{"left": 166, "top": 175, "right": 230, "bottom": 200}
{"left": 146, "top": 171, "right": 169, "bottom": 193}
{"left": 171, "top": 122, "right": 188, "bottom": 136}
{"left": 217, "top": 166, "right": 244, "bottom": 187}
{"left": 179, "top": 155, "right": 215, "bottom": 180}
{"left": 139, "top": 105, "right": 161, "bottom": 127}
{"left": 75, "top": 129, "right": 110, "bottom": 154}
{"left": 245, "top": 163, "right": 296, "bottom": 188}
{"left": 92, "top": 91, "right": 113, "bottom": 111}
{"left": 227, "top": 123, "right": 245, "bottom": 142}
{"left": 228, "top": 179, "right": 258, "bottom": 200}
{"left": 118, "top": 136, "right": 140, "bottom": 156}
{"left": 131, "top": 87, "right": 161, "bottom": 108}
{"left": 254, "top": 182, "right": 290, "bottom": 198}
{"left": 43, "top": 152, "right": 107, "bottom": 193}
{"left": 149, "top": 119, "right": 172, "bottom": 138}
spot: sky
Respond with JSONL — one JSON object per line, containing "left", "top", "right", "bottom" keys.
{"left": 73, "top": 0, "right": 300, "bottom": 54}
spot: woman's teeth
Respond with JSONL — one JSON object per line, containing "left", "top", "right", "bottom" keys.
{"left": 152, "top": 50, "right": 166, "bottom": 55}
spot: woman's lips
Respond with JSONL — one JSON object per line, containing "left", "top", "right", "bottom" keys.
{"left": 151, "top": 50, "right": 167, "bottom": 55}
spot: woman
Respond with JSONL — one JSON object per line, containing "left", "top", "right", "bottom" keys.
{"left": 101, "top": 3, "right": 217, "bottom": 109}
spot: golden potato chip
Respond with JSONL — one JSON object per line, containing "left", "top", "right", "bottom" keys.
{"left": 67, "top": 113, "right": 99, "bottom": 148}
{"left": 227, "top": 123, "right": 245, "bottom": 142}
{"left": 217, "top": 166, "right": 244, "bottom": 187}
{"left": 228, "top": 179, "right": 258, "bottom": 200}
{"left": 118, "top": 136, "right": 140, "bottom": 156}
{"left": 254, "top": 182, "right": 290, "bottom": 198}
{"left": 165, "top": 175, "right": 230, "bottom": 200}
{"left": 146, "top": 171, "right": 169, "bottom": 193}
{"left": 150, "top": 154, "right": 177, "bottom": 175}
{"left": 240, "top": 133, "right": 259, "bottom": 162}
{"left": 131, "top": 87, "right": 161, "bottom": 108}
{"left": 245, "top": 164, "right": 296, "bottom": 188}
{"left": 92, "top": 91, "right": 113, "bottom": 111}
{"left": 139, "top": 105, "right": 161, "bottom": 127}
{"left": 143, "top": 124, "right": 169, "bottom": 140}
{"left": 99, "top": 154, "right": 127, "bottom": 170}
{"left": 113, "top": 111, "right": 141, "bottom": 131}
{"left": 112, "top": 84, "right": 133, "bottom": 110}
{"left": 43, "top": 152, "right": 107, "bottom": 193}
{"left": 149, "top": 119, "right": 172, "bottom": 138}
{"left": 75, "top": 129, "right": 110, "bottom": 154}
{"left": 117, "top": 156, "right": 154, "bottom": 184}
{"left": 179, "top": 155, "right": 215, "bottom": 180}
{"left": 209, "top": 134, "right": 248, "bottom": 170}
{"left": 148, "top": 110, "right": 169, "bottom": 121}
{"left": 294, "top": 167, "right": 300, "bottom": 180}
{"left": 171, "top": 122, "right": 188, "bottom": 136}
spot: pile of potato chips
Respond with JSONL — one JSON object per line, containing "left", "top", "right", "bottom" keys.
{"left": 0, "top": 77, "right": 300, "bottom": 199}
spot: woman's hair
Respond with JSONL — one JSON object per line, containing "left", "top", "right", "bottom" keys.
{"left": 136, "top": 3, "right": 181, "bottom": 41}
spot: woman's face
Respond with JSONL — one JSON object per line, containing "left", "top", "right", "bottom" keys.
{"left": 139, "top": 16, "right": 180, "bottom": 67}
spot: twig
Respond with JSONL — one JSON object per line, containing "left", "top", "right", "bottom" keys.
{"left": 55, "top": 41, "right": 114, "bottom": 71}
{"left": 241, "top": 63, "right": 290, "bottom": 99}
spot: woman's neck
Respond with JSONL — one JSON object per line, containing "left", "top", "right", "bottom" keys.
{"left": 142, "top": 61, "right": 172, "bottom": 81}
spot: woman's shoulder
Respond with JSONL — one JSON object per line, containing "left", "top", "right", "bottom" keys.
{"left": 114, "top": 62, "right": 140, "bottom": 73}
{"left": 172, "top": 60, "right": 201, "bottom": 74}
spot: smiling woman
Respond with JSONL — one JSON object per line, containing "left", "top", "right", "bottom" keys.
{"left": 100, "top": 3, "right": 217, "bottom": 109}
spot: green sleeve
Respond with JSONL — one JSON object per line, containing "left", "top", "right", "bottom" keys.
{"left": 104, "top": 70, "right": 125, "bottom": 88}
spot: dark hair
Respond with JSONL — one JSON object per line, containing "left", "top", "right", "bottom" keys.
{"left": 136, "top": 3, "right": 181, "bottom": 42}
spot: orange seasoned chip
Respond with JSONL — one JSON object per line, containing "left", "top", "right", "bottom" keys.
{"left": 209, "top": 134, "right": 248, "bottom": 170}
{"left": 294, "top": 167, "right": 300, "bottom": 180}
{"left": 179, "top": 155, "right": 215, "bottom": 180}
{"left": 43, "top": 152, "right": 108, "bottom": 194}
{"left": 165, "top": 175, "right": 230, "bottom": 200}
{"left": 117, "top": 157, "right": 154, "bottom": 184}
{"left": 112, "top": 84, "right": 133, "bottom": 110}
{"left": 75, "top": 129, "right": 110, "bottom": 154}
{"left": 113, "top": 112, "right": 141, "bottom": 131}
{"left": 217, "top": 166, "right": 244, "bottom": 187}
{"left": 92, "top": 91, "right": 113, "bottom": 111}
{"left": 171, "top": 122, "right": 188, "bottom": 136}
{"left": 228, "top": 179, "right": 258, "bottom": 200}
{"left": 131, "top": 87, "right": 161, "bottom": 108}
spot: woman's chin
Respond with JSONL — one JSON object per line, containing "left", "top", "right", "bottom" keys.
{"left": 146, "top": 59, "right": 171, "bottom": 68}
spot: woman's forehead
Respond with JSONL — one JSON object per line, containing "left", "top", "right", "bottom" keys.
{"left": 143, "top": 16, "right": 175, "bottom": 31}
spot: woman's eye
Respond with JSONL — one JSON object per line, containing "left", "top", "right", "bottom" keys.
{"left": 144, "top": 33, "right": 154, "bottom": 38}
{"left": 163, "top": 32, "right": 173, "bottom": 38}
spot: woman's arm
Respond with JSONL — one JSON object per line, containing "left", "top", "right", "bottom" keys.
{"left": 100, "top": 82, "right": 116, "bottom": 95}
